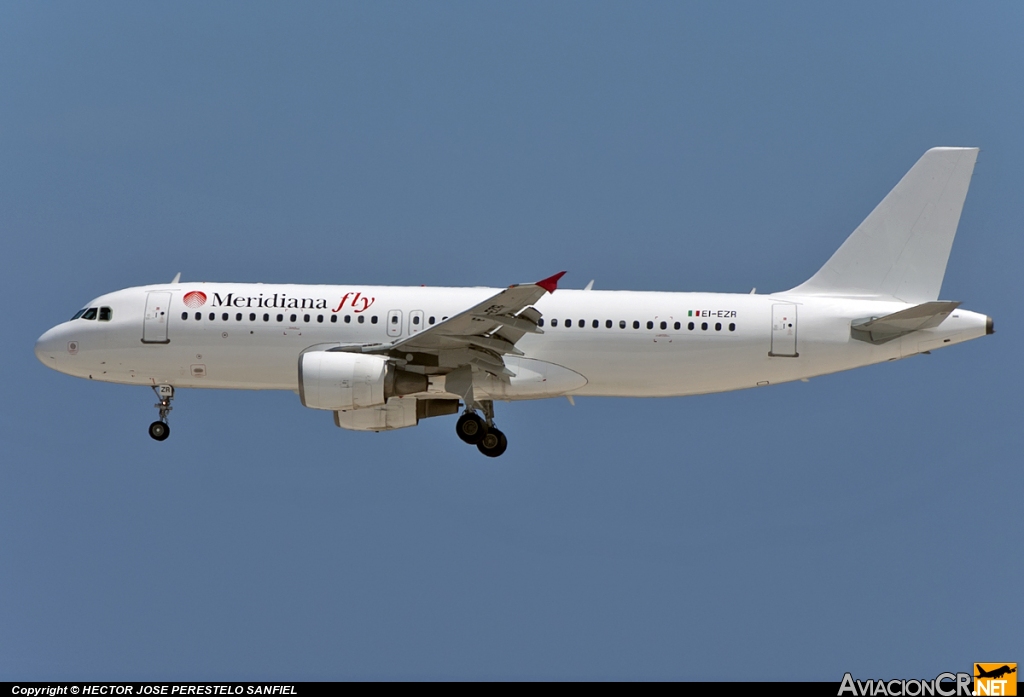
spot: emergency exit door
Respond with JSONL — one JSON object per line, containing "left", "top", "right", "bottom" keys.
{"left": 409, "top": 310, "right": 425, "bottom": 335}
{"left": 387, "top": 309, "right": 403, "bottom": 338}
{"left": 769, "top": 304, "right": 798, "bottom": 357}
{"left": 142, "top": 291, "right": 172, "bottom": 344}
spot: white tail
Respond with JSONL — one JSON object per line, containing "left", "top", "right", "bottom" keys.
{"left": 787, "top": 147, "right": 978, "bottom": 303}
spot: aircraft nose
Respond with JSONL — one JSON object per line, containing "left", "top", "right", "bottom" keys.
{"left": 34, "top": 325, "right": 65, "bottom": 366}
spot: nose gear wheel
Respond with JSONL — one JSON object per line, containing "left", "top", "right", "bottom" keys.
{"left": 148, "top": 421, "right": 170, "bottom": 441}
{"left": 149, "top": 385, "right": 174, "bottom": 441}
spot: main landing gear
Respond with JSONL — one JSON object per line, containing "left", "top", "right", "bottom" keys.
{"left": 149, "top": 384, "right": 174, "bottom": 441}
{"left": 456, "top": 401, "right": 508, "bottom": 458}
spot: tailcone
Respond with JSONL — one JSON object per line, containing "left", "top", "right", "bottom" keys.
{"left": 986, "top": 316, "right": 995, "bottom": 335}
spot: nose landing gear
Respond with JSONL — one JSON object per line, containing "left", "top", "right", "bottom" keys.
{"left": 455, "top": 400, "right": 508, "bottom": 457}
{"left": 149, "top": 384, "right": 173, "bottom": 441}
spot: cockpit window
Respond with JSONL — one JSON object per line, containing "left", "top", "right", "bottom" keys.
{"left": 99, "top": 307, "right": 112, "bottom": 321}
{"left": 81, "top": 308, "right": 98, "bottom": 320}
{"left": 71, "top": 309, "right": 87, "bottom": 320}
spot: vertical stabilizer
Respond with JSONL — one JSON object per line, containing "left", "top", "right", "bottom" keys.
{"left": 787, "top": 147, "right": 978, "bottom": 303}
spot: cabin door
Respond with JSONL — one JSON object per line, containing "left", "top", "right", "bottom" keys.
{"left": 143, "top": 291, "right": 172, "bottom": 344}
{"left": 769, "top": 304, "right": 798, "bottom": 357}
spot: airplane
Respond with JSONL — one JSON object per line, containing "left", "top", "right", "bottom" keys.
{"left": 34, "top": 147, "right": 992, "bottom": 457}
{"left": 975, "top": 665, "right": 1016, "bottom": 680}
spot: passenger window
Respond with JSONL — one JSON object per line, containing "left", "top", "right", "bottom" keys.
{"left": 729, "top": 323, "right": 736, "bottom": 332}
{"left": 429, "top": 316, "right": 436, "bottom": 325}
{"left": 72, "top": 309, "right": 87, "bottom": 320}
{"left": 358, "top": 315, "right": 364, "bottom": 324}
{"left": 371, "top": 315, "right": 378, "bottom": 324}
{"left": 181, "top": 312, "right": 188, "bottom": 320}
{"left": 263, "top": 313, "right": 269, "bottom": 322}
{"left": 715, "top": 322, "right": 722, "bottom": 331}
{"left": 592, "top": 319, "right": 599, "bottom": 328}
{"left": 209, "top": 313, "right": 215, "bottom": 321}
{"left": 277, "top": 314, "right": 283, "bottom": 322}
{"left": 195, "top": 312, "right": 202, "bottom": 321}
{"left": 99, "top": 307, "right": 112, "bottom": 321}
{"left": 579, "top": 319, "right": 585, "bottom": 328}
{"left": 222, "top": 313, "right": 228, "bottom": 321}
{"left": 538, "top": 318, "right": 544, "bottom": 327}
{"left": 701, "top": 322, "right": 708, "bottom": 330}
{"left": 674, "top": 321, "right": 680, "bottom": 330}
{"left": 442, "top": 316, "right": 449, "bottom": 321}
{"left": 345, "top": 315, "right": 352, "bottom": 323}
{"left": 619, "top": 320, "right": 626, "bottom": 329}
{"left": 564, "top": 319, "right": 571, "bottom": 327}
{"left": 250, "top": 313, "right": 256, "bottom": 321}
{"left": 330, "top": 315, "right": 337, "bottom": 323}
{"left": 688, "top": 322, "right": 694, "bottom": 330}
{"left": 390, "top": 315, "right": 398, "bottom": 324}
{"left": 660, "top": 321, "right": 667, "bottom": 330}
{"left": 290, "top": 314, "right": 296, "bottom": 322}
{"left": 236, "top": 313, "right": 242, "bottom": 321}
{"left": 606, "top": 320, "right": 612, "bottom": 328}
{"left": 633, "top": 321, "right": 639, "bottom": 329}
{"left": 413, "top": 316, "right": 420, "bottom": 325}
{"left": 317, "top": 315, "right": 323, "bottom": 323}
{"left": 551, "top": 319, "right": 558, "bottom": 327}
{"left": 304, "top": 314, "right": 311, "bottom": 323}
{"left": 82, "top": 308, "right": 98, "bottom": 320}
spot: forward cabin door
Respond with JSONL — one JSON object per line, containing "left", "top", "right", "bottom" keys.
{"left": 769, "top": 304, "right": 798, "bottom": 357}
{"left": 142, "top": 291, "right": 172, "bottom": 344}
{"left": 387, "top": 309, "right": 403, "bottom": 338}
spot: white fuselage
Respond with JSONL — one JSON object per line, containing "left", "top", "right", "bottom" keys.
{"left": 34, "top": 282, "right": 990, "bottom": 400}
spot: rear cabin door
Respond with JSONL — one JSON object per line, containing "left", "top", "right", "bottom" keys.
{"left": 387, "top": 309, "right": 403, "bottom": 338}
{"left": 409, "top": 310, "right": 425, "bottom": 335}
{"left": 769, "top": 304, "right": 798, "bottom": 357}
{"left": 143, "top": 291, "right": 172, "bottom": 344}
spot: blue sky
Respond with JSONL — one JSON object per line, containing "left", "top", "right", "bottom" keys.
{"left": 1, "top": 1, "right": 1021, "bottom": 680}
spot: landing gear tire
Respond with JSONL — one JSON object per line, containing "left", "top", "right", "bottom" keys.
{"left": 149, "top": 421, "right": 170, "bottom": 441}
{"left": 477, "top": 428, "right": 507, "bottom": 458}
{"left": 149, "top": 385, "right": 174, "bottom": 441}
{"left": 456, "top": 412, "right": 487, "bottom": 445}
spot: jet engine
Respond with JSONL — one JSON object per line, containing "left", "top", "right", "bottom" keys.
{"left": 298, "top": 351, "right": 427, "bottom": 411}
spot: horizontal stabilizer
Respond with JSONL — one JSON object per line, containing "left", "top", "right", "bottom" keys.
{"left": 851, "top": 301, "right": 961, "bottom": 345}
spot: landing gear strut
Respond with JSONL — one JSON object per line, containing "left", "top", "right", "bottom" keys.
{"left": 149, "top": 384, "right": 173, "bottom": 441}
{"left": 455, "top": 400, "right": 508, "bottom": 457}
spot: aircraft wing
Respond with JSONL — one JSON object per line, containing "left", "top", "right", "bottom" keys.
{"left": 851, "top": 301, "right": 961, "bottom": 344}
{"left": 365, "top": 271, "right": 565, "bottom": 379}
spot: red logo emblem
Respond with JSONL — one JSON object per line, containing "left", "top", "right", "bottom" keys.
{"left": 183, "top": 291, "right": 207, "bottom": 308}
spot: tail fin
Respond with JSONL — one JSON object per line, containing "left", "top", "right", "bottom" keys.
{"left": 787, "top": 147, "right": 978, "bottom": 303}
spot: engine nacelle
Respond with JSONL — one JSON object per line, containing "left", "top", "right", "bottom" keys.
{"left": 298, "top": 351, "right": 427, "bottom": 411}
